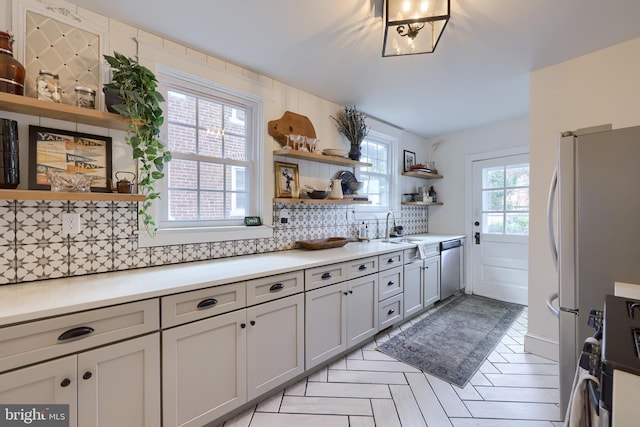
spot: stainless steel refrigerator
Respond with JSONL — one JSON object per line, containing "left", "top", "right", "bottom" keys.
{"left": 547, "top": 124, "right": 640, "bottom": 413}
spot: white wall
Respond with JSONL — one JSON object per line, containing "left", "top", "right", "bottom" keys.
{"left": 426, "top": 116, "right": 529, "bottom": 234}
{"left": 527, "top": 36, "right": 640, "bottom": 360}
{"left": 0, "top": 0, "right": 429, "bottom": 227}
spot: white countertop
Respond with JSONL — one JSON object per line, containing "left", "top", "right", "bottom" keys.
{"left": 0, "top": 234, "right": 465, "bottom": 326}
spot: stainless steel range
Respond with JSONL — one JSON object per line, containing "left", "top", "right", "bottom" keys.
{"left": 599, "top": 295, "right": 640, "bottom": 427}
{"left": 567, "top": 295, "right": 640, "bottom": 427}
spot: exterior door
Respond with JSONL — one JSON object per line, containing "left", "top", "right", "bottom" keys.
{"left": 471, "top": 154, "right": 529, "bottom": 304}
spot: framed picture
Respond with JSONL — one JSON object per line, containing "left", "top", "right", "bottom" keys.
{"left": 28, "top": 126, "right": 113, "bottom": 192}
{"left": 404, "top": 150, "right": 416, "bottom": 172}
{"left": 274, "top": 161, "right": 299, "bottom": 198}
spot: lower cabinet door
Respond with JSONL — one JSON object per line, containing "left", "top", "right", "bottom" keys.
{"left": 246, "top": 293, "right": 304, "bottom": 400}
{"left": 162, "top": 310, "right": 247, "bottom": 427}
{"left": 0, "top": 356, "right": 77, "bottom": 426}
{"left": 78, "top": 333, "right": 160, "bottom": 427}
{"left": 305, "top": 282, "right": 348, "bottom": 369}
{"left": 424, "top": 256, "right": 441, "bottom": 307}
{"left": 403, "top": 261, "right": 423, "bottom": 318}
{"left": 346, "top": 275, "right": 379, "bottom": 348}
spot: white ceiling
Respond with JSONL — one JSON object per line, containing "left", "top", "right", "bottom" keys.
{"left": 71, "top": 0, "right": 640, "bottom": 138}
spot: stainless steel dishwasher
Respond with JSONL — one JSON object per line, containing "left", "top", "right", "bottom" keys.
{"left": 440, "top": 239, "right": 462, "bottom": 300}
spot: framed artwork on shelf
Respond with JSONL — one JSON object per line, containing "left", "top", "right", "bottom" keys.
{"left": 403, "top": 150, "right": 416, "bottom": 172}
{"left": 274, "top": 161, "right": 299, "bottom": 198}
{"left": 28, "top": 126, "right": 113, "bottom": 192}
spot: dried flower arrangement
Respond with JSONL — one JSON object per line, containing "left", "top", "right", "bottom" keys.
{"left": 330, "top": 106, "right": 370, "bottom": 161}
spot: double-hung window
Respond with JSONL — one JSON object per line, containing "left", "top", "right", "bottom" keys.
{"left": 357, "top": 132, "right": 396, "bottom": 212}
{"left": 144, "top": 67, "right": 265, "bottom": 245}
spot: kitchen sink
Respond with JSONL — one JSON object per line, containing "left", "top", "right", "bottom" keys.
{"left": 386, "top": 238, "right": 420, "bottom": 244}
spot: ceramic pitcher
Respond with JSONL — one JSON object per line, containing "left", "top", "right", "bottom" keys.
{"left": 329, "top": 178, "right": 343, "bottom": 199}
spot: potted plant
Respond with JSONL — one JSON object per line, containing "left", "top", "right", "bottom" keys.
{"left": 103, "top": 52, "right": 171, "bottom": 236}
{"left": 330, "top": 105, "right": 370, "bottom": 161}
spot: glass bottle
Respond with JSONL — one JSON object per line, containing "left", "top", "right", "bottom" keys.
{"left": 0, "top": 31, "right": 26, "bottom": 95}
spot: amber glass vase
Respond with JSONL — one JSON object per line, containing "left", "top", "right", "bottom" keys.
{"left": 0, "top": 31, "right": 26, "bottom": 95}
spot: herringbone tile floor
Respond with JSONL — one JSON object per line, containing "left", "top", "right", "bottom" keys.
{"left": 223, "top": 307, "right": 564, "bottom": 427}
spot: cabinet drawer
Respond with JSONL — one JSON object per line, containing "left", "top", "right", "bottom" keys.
{"left": 346, "top": 257, "right": 378, "bottom": 279}
{"left": 0, "top": 299, "right": 159, "bottom": 374}
{"left": 422, "top": 243, "right": 440, "bottom": 258}
{"left": 379, "top": 251, "right": 403, "bottom": 270}
{"left": 378, "top": 266, "right": 403, "bottom": 301}
{"left": 161, "top": 282, "right": 246, "bottom": 329}
{"left": 403, "top": 248, "right": 421, "bottom": 264}
{"left": 305, "top": 262, "right": 347, "bottom": 291}
{"left": 246, "top": 271, "right": 303, "bottom": 306}
{"left": 378, "top": 294, "right": 404, "bottom": 330}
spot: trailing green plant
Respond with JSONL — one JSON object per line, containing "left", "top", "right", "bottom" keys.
{"left": 104, "top": 52, "right": 171, "bottom": 236}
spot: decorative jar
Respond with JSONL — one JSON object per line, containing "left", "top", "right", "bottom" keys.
{"left": 0, "top": 31, "right": 25, "bottom": 95}
{"left": 36, "top": 70, "right": 61, "bottom": 102}
{"left": 75, "top": 86, "right": 96, "bottom": 109}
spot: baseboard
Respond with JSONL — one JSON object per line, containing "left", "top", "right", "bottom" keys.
{"left": 524, "top": 332, "right": 559, "bottom": 361}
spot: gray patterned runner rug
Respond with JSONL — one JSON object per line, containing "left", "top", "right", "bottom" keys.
{"left": 377, "top": 293, "right": 524, "bottom": 387}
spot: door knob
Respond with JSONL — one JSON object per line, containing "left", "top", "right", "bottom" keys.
{"left": 474, "top": 232, "right": 480, "bottom": 244}
{"left": 474, "top": 221, "right": 480, "bottom": 226}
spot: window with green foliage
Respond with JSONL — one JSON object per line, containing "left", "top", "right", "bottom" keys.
{"left": 481, "top": 163, "right": 529, "bottom": 235}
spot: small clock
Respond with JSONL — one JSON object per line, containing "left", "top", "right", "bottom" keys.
{"left": 244, "top": 216, "right": 262, "bottom": 226}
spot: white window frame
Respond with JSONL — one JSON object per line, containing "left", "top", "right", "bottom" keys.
{"left": 355, "top": 130, "right": 398, "bottom": 216}
{"left": 138, "top": 65, "right": 271, "bottom": 247}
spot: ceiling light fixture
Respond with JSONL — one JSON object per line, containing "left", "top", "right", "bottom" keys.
{"left": 382, "top": 0, "right": 450, "bottom": 57}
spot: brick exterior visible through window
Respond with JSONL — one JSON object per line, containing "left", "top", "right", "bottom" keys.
{"left": 165, "top": 89, "right": 250, "bottom": 223}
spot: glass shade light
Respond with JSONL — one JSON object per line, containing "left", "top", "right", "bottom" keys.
{"left": 382, "top": 0, "right": 450, "bottom": 57}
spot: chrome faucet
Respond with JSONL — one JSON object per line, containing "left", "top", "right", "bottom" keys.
{"left": 384, "top": 211, "right": 396, "bottom": 242}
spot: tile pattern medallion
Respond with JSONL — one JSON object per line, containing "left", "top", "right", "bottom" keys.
{"left": 0, "top": 201, "right": 429, "bottom": 284}
{"left": 24, "top": 10, "right": 101, "bottom": 104}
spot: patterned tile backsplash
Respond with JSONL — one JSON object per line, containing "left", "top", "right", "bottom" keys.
{"left": 0, "top": 201, "right": 429, "bottom": 285}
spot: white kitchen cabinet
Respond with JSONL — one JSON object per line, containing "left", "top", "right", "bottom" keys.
{"left": 378, "top": 293, "right": 404, "bottom": 330}
{"left": 246, "top": 293, "right": 304, "bottom": 400}
{"left": 163, "top": 310, "right": 247, "bottom": 427}
{"left": 346, "top": 275, "right": 379, "bottom": 348}
{"left": 78, "top": 333, "right": 160, "bottom": 426}
{"left": 306, "top": 275, "right": 378, "bottom": 369}
{"left": 0, "top": 356, "right": 77, "bottom": 425}
{"left": 403, "top": 258, "right": 424, "bottom": 318}
{"left": 163, "top": 290, "right": 304, "bottom": 427}
{"left": 424, "top": 255, "right": 441, "bottom": 307}
{"left": 305, "top": 282, "right": 347, "bottom": 369}
{"left": 378, "top": 266, "right": 403, "bottom": 301}
{"left": 0, "top": 333, "right": 160, "bottom": 427}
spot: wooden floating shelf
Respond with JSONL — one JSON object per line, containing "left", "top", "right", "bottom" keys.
{"left": 274, "top": 198, "right": 371, "bottom": 205}
{"left": 401, "top": 201, "right": 444, "bottom": 206}
{"left": 0, "top": 92, "right": 131, "bottom": 131}
{"left": 0, "top": 189, "right": 145, "bottom": 202}
{"left": 401, "top": 171, "right": 443, "bottom": 180}
{"left": 273, "top": 149, "right": 372, "bottom": 167}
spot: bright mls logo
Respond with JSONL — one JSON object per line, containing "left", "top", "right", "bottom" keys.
{"left": 0, "top": 405, "right": 68, "bottom": 426}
